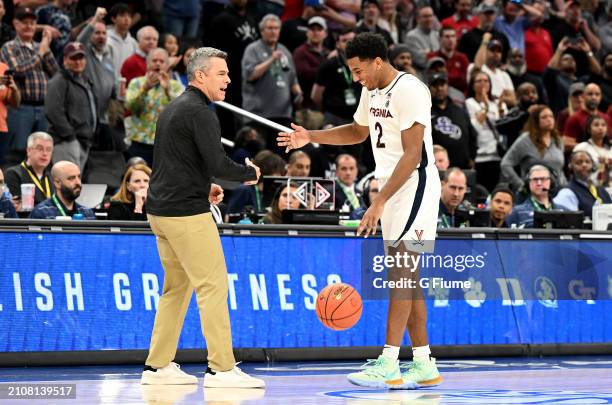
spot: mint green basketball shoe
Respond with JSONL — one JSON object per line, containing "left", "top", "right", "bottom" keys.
{"left": 347, "top": 355, "right": 407, "bottom": 389}
{"left": 386, "top": 358, "right": 443, "bottom": 389}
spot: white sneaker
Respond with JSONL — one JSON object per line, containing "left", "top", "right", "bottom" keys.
{"left": 204, "top": 364, "right": 265, "bottom": 388}
{"left": 141, "top": 362, "right": 198, "bottom": 385}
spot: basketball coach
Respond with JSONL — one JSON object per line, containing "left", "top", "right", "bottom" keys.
{"left": 141, "top": 47, "right": 265, "bottom": 388}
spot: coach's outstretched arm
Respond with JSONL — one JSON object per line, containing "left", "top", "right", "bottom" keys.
{"left": 277, "top": 121, "right": 369, "bottom": 150}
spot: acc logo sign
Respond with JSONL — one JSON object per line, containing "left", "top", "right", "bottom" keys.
{"left": 535, "top": 276, "right": 557, "bottom": 308}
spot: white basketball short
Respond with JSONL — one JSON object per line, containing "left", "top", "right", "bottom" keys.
{"left": 379, "top": 165, "right": 441, "bottom": 253}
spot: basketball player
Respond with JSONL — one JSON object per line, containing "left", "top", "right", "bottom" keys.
{"left": 278, "top": 32, "right": 442, "bottom": 389}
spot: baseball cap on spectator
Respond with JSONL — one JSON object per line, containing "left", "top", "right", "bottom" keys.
{"left": 362, "top": 0, "right": 382, "bottom": 10}
{"left": 64, "top": 42, "right": 86, "bottom": 58}
{"left": 428, "top": 72, "right": 448, "bottom": 86}
{"left": 476, "top": 3, "right": 497, "bottom": 14}
{"left": 389, "top": 44, "right": 411, "bottom": 61}
{"left": 14, "top": 6, "right": 37, "bottom": 20}
{"left": 308, "top": 16, "right": 327, "bottom": 30}
{"left": 569, "top": 82, "right": 585, "bottom": 95}
{"left": 426, "top": 56, "right": 446, "bottom": 70}
{"left": 487, "top": 39, "right": 504, "bottom": 51}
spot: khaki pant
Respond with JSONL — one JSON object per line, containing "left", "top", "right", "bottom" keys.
{"left": 145, "top": 213, "right": 235, "bottom": 371}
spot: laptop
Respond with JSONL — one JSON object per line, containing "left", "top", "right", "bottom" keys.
{"left": 76, "top": 184, "right": 107, "bottom": 209}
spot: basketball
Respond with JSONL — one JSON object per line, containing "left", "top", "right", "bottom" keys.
{"left": 315, "top": 283, "right": 363, "bottom": 331}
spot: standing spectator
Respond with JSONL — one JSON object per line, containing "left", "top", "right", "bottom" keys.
{"left": 496, "top": 81, "right": 539, "bottom": 147}
{"left": 241, "top": 14, "right": 302, "bottom": 153}
{"left": 108, "top": 163, "right": 151, "bottom": 220}
{"left": 0, "top": 167, "right": 18, "bottom": 218}
{"left": 389, "top": 44, "right": 418, "bottom": 76}
{"left": 45, "top": 42, "right": 98, "bottom": 170}
{"left": 120, "top": 26, "right": 159, "bottom": 85}
{"left": 427, "top": 26, "right": 469, "bottom": 94}
{"left": 106, "top": 3, "right": 138, "bottom": 77}
{"left": 458, "top": 3, "right": 510, "bottom": 62}
{"left": 564, "top": 83, "right": 611, "bottom": 151}
{"left": 501, "top": 105, "right": 566, "bottom": 191}
{"left": 0, "top": 0, "right": 15, "bottom": 49}
{"left": 279, "top": 5, "right": 315, "bottom": 53}
{"left": 465, "top": 70, "right": 502, "bottom": 191}
{"left": 35, "top": 0, "right": 73, "bottom": 61}
{"left": 0, "top": 58, "right": 20, "bottom": 165}
{"left": 163, "top": 0, "right": 201, "bottom": 40}
{"left": 404, "top": 5, "right": 439, "bottom": 71}
{"left": 524, "top": 0, "right": 553, "bottom": 74}
{"left": 493, "top": 0, "right": 542, "bottom": 54}
{"left": 1, "top": 7, "right": 58, "bottom": 164}
{"left": 556, "top": 82, "right": 585, "bottom": 134}
{"left": 378, "top": 0, "right": 406, "bottom": 44}
{"left": 505, "top": 48, "right": 546, "bottom": 103}
{"left": 76, "top": 7, "right": 117, "bottom": 149}
{"left": 507, "top": 164, "right": 559, "bottom": 228}
{"left": 355, "top": 0, "right": 394, "bottom": 47}
{"left": 4, "top": 131, "right": 54, "bottom": 209}
{"left": 554, "top": 150, "right": 612, "bottom": 217}
{"left": 573, "top": 115, "right": 612, "bottom": 187}
{"left": 440, "top": 0, "right": 479, "bottom": 41}
{"left": 488, "top": 185, "right": 514, "bottom": 228}
{"left": 322, "top": 0, "right": 361, "bottom": 32}
{"left": 430, "top": 72, "right": 477, "bottom": 169}
{"left": 469, "top": 35, "right": 515, "bottom": 100}
{"left": 397, "top": 0, "right": 417, "bottom": 33}
{"left": 29, "top": 160, "right": 96, "bottom": 220}
{"left": 293, "top": 16, "right": 328, "bottom": 130}
{"left": 125, "top": 48, "right": 184, "bottom": 166}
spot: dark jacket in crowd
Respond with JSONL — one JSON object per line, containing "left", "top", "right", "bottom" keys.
{"left": 431, "top": 98, "right": 478, "bottom": 169}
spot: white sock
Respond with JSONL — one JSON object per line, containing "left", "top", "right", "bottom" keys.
{"left": 381, "top": 344, "right": 400, "bottom": 361}
{"left": 412, "top": 345, "right": 431, "bottom": 363}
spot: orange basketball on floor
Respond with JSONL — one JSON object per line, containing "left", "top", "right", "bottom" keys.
{"left": 315, "top": 283, "right": 362, "bottom": 331}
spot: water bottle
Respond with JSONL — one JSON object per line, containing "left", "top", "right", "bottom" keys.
{"left": 72, "top": 213, "right": 84, "bottom": 220}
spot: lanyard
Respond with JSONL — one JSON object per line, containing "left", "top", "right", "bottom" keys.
{"left": 588, "top": 184, "right": 602, "bottom": 203}
{"left": 441, "top": 214, "right": 451, "bottom": 228}
{"left": 340, "top": 65, "right": 352, "bottom": 86}
{"left": 530, "top": 196, "right": 551, "bottom": 211}
{"left": 51, "top": 194, "right": 67, "bottom": 217}
{"left": 21, "top": 162, "right": 51, "bottom": 199}
{"left": 254, "top": 186, "right": 262, "bottom": 211}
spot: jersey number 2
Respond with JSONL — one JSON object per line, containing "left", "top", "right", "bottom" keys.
{"left": 375, "top": 122, "right": 385, "bottom": 148}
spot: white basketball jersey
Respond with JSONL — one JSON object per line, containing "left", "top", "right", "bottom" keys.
{"left": 353, "top": 73, "right": 435, "bottom": 179}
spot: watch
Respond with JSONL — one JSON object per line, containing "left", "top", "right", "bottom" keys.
{"left": 587, "top": 51, "right": 594, "bottom": 57}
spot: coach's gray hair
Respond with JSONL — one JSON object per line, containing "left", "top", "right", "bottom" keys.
{"left": 27, "top": 132, "right": 53, "bottom": 148}
{"left": 146, "top": 47, "right": 168, "bottom": 65}
{"left": 187, "top": 47, "right": 228, "bottom": 82}
{"left": 259, "top": 13, "right": 281, "bottom": 31}
{"left": 528, "top": 164, "right": 550, "bottom": 178}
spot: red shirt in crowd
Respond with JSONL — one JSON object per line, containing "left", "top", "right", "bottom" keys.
{"left": 524, "top": 26, "right": 553, "bottom": 74}
{"left": 120, "top": 52, "right": 147, "bottom": 85}
{"left": 440, "top": 14, "right": 479, "bottom": 40}
{"left": 564, "top": 109, "right": 612, "bottom": 143}
{"left": 427, "top": 50, "right": 470, "bottom": 94}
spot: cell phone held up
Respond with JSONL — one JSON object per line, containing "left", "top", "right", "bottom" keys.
{"left": 1, "top": 69, "right": 13, "bottom": 86}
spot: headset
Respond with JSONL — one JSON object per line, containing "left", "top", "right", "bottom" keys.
{"left": 520, "top": 162, "right": 561, "bottom": 201}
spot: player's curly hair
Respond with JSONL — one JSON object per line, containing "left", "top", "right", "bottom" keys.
{"left": 345, "top": 32, "right": 388, "bottom": 62}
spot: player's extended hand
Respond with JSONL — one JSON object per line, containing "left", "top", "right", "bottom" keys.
{"left": 357, "top": 200, "right": 384, "bottom": 238}
{"left": 208, "top": 183, "right": 224, "bottom": 205}
{"left": 277, "top": 123, "right": 311, "bottom": 153}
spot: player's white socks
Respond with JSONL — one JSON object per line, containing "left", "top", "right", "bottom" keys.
{"left": 412, "top": 345, "right": 431, "bottom": 363}
{"left": 382, "top": 344, "right": 400, "bottom": 361}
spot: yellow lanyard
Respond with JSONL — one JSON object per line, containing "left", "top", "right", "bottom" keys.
{"left": 588, "top": 184, "right": 603, "bottom": 203}
{"left": 21, "top": 162, "right": 51, "bottom": 199}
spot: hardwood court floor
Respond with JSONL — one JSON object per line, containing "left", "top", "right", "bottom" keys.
{"left": 0, "top": 357, "right": 610, "bottom": 404}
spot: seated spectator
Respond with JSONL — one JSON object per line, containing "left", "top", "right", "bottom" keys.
{"left": 231, "top": 126, "right": 266, "bottom": 164}
{"left": 440, "top": 0, "right": 479, "bottom": 41}
{"left": 430, "top": 72, "right": 477, "bottom": 169}
{"left": 261, "top": 183, "right": 301, "bottom": 224}
{"left": 0, "top": 58, "right": 20, "bottom": 165}
{"left": 556, "top": 82, "right": 585, "bottom": 133}
{"left": 389, "top": 44, "right": 418, "bottom": 76}
{"left": 0, "top": 168, "right": 18, "bottom": 218}
{"left": 108, "top": 163, "right": 151, "bottom": 221}
{"left": 125, "top": 48, "right": 184, "bottom": 166}
{"left": 335, "top": 154, "right": 364, "bottom": 214}
{"left": 427, "top": 26, "right": 469, "bottom": 94}
{"left": 106, "top": 3, "right": 138, "bottom": 77}
{"left": 286, "top": 150, "right": 311, "bottom": 177}
{"left": 573, "top": 115, "right": 612, "bottom": 187}
{"left": 4, "top": 132, "right": 54, "bottom": 211}
{"left": 489, "top": 185, "right": 514, "bottom": 228}
{"left": 30, "top": 161, "right": 95, "bottom": 219}
{"left": 465, "top": 70, "right": 502, "bottom": 192}
{"left": 350, "top": 177, "right": 380, "bottom": 220}
{"left": 227, "top": 150, "right": 286, "bottom": 218}
{"left": 438, "top": 167, "right": 470, "bottom": 228}
{"left": 507, "top": 164, "right": 560, "bottom": 228}
{"left": 404, "top": 5, "right": 439, "bottom": 71}
{"left": 355, "top": 1, "right": 394, "bottom": 48}
{"left": 554, "top": 150, "right": 612, "bottom": 217}
{"left": 469, "top": 34, "right": 515, "bottom": 101}
{"left": 501, "top": 105, "right": 566, "bottom": 191}
{"left": 426, "top": 57, "right": 465, "bottom": 106}
{"left": 563, "top": 83, "right": 611, "bottom": 152}
{"left": 496, "top": 82, "right": 540, "bottom": 147}
{"left": 45, "top": 42, "right": 98, "bottom": 171}
{"left": 433, "top": 144, "right": 450, "bottom": 171}
{"left": 120, "top": 26, "right": 159, "bottom": 85}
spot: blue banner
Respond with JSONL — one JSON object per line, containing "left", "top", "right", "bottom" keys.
{"left": 0, "top": 232, "right": 610, "bottom": 352}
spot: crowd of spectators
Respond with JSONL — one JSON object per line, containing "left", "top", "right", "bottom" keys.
{"left": 0, "top": 0, "right": 611, "bottom": 229}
